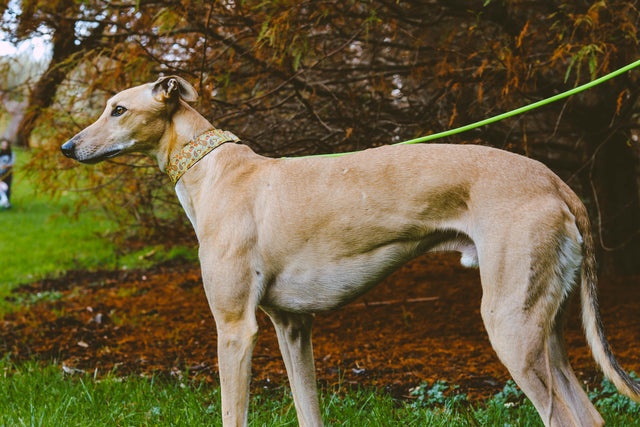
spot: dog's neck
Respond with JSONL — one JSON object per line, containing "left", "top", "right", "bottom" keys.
{"left": 155, "top": 102, "right": 239, "bottom": 184}
{"left": 165, "top": 128, "right": 240, "bottom": 185}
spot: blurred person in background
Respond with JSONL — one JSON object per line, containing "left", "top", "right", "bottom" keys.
{"left": 0, "top": 139, "right": 15, "bottom": 209}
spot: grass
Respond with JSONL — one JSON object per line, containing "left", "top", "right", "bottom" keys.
{"left": 0, "top": 149, "right": 116, "bottom": 288}
{"left": 0, "top": 359, "right": 218, "bottom": 426}
{"left": 0, "top": 360, "right": 638, "bottom": 426}
{"left": 0, "top": 149, "right": 196, "bottom": 304}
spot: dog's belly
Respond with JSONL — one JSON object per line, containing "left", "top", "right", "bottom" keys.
{"left": 259, "top": 233, "right": 475, "bottom": 313}
{"left": 261, "top": 244, "right": 412, "bottom": 312}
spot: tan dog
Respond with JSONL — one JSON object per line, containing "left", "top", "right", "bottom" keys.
{"left": 61, "top": 76, "right": 639, "bottom": 427}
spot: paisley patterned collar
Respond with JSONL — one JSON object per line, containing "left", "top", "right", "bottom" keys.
{"left": 166, "top": 129, "right": 240, "bottom": 185}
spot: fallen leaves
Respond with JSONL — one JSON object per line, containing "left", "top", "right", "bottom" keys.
{"left": 1, "top": 253, "right": 639, "bottom": 401}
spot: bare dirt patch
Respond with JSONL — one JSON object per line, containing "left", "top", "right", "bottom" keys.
{"left": 2, "top": 253, "right": 639, "bottom": 400}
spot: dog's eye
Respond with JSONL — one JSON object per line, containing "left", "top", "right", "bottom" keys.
{"left": 111, "top": 106, "right": 127, "bottom": 117}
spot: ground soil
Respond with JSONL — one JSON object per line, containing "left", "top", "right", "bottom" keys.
{"left": 1, "top": 253, "right": 639, "bottom": 401}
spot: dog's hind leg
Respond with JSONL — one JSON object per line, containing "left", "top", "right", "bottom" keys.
{"left": 263, "top": 308, "right": 323, "bottom": 427}
{"left": 477, "top": 205, "right": 604, "bottom": 427}
{"left": 481, "top": 297, "right": 603, "bottom": 426}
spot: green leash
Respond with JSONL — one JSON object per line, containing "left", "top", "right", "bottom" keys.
{"left": 301, "top": 58, "right": 640, "bottom": 159}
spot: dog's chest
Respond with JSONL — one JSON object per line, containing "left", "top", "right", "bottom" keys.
{"left": 175, "top": 181, "right": 198, "bottom": 229}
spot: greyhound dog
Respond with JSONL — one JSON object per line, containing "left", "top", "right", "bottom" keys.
{"left": 61, "top": 76, "right": 639, "bottom": 426}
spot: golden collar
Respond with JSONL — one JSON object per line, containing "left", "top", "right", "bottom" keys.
{"left": 166, "top": 129, "right": 240, "bottom": 185}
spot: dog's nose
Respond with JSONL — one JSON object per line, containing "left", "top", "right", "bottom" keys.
{"left": 61, "top": 140, "right": 76, "bottom": 159}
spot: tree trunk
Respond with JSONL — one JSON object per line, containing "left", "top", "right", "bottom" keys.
{"left": 1, "top": 98, "right": 28, "bottom": 143}
{"left": 14, "top": 67, "right": 71, "bottom": 148}
{"left": 589, "top": 131, "right": 640, "bottom": 275}
{"left": 14, "top": 18, "right": 79, "bottom": 148}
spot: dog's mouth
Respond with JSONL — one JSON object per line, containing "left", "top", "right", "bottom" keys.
{"left": 79, "top": 148, "right": 125, "bottom": 164}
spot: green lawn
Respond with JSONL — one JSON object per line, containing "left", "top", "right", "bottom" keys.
{"left": 0, "top": 149, "right": 195, "bottom": 300}
{"left": 0, "top": 149, "right": 120, "bottom": 290}
{"left": 0, "top": 151, "right": 114, "bottom": 290}
{"left": 0, "top": 360, "right": 638, "bottom": 426}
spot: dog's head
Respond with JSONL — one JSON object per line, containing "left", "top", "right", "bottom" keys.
{"left": 61, "top": 76, "right": 198, "bottom": 164}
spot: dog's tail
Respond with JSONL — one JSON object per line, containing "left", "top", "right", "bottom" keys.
{"left": 564, "top": 184, "right": 640, "bottom": 402}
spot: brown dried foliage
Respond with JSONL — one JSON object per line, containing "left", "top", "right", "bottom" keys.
{"left": 1, "top": 254, "right": 639, "bottom": 399}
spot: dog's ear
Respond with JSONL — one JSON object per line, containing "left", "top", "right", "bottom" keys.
{"left": 151, "top": 76, "right": 198, "bottom": 103}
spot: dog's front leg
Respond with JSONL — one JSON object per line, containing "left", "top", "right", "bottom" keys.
{"left": 263, "top": 308, "right": 323, "bottom": 427}
{"left": 199, "top": 244, "right": 260, "bottom": 426}
{"left": 214, "top": 313, "right": 259, "bottom": 427}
